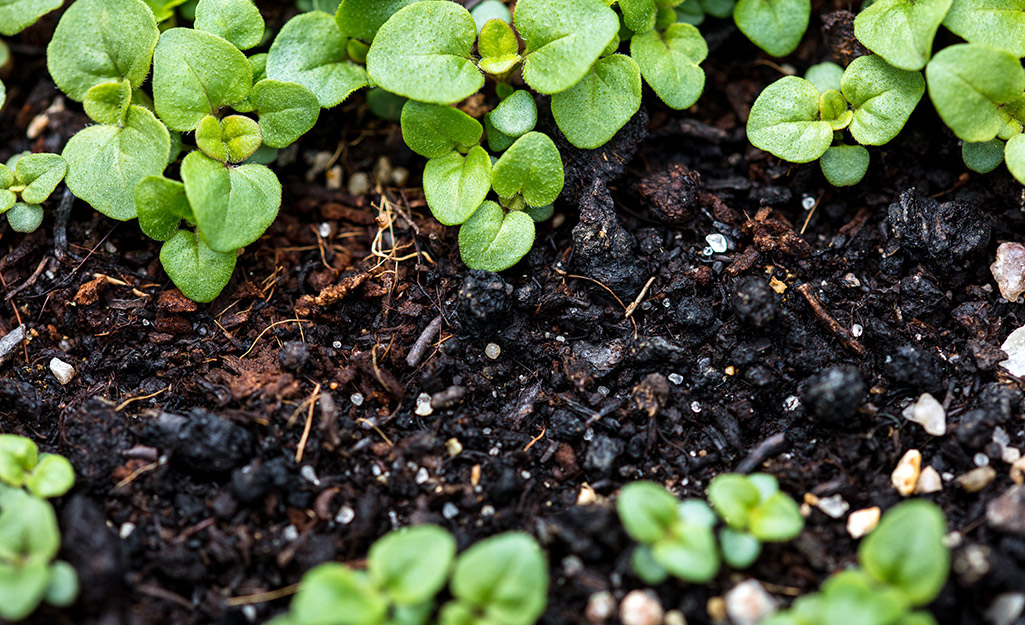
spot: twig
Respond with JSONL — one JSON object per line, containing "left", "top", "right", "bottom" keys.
{"left": 225, "top": 584, "right": 301, "bottom": 607}
{"left": 406, "top": 316, "right": 443, "bottom": 368}
{"left": 5, "top": 257, "right": 49, "bottom": 301}
{"left": 114, "top": 386, "right": 170, "bottom": 412}
{"left": 796, "top": 282, "right": 867, "bottom": 356}
{"left": 295, "top": 383, "right": 321, "bottom": 463}
{"left": 624, "top": 276, "right": 656, "bottom": 318}
{"left": 240, "top": 319, "right": 313, "bottom": 359}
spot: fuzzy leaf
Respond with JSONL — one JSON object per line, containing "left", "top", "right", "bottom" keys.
{"left": 820, "top": 145, "right": 870, "bottom": 186}
{"left": 719, "top": 528, "right": 762, "bottom": 569}
{"left": 478, "top": 18, "right": 521, "bottom": 76}
{"left": 551, "top": 54, "right": 642, "bottom": 149}
{"left": 707, "top": 474, "right": 761, "bottom": 529}
{"left": 291, "top": 564, "right": 388, "bottom": 625}
{"left": 620, "top": 0, "right": 658, "bottom": 33}
{"left": 422, "top": 147, "right": 492, "bottom": 226}
{"left": 962, "top": 138, "right": 1006, "bottom": 173}
{"left": 651, "top": 523, "right": 719, "bottom": 583}
{"left": 0, "top": 0, "right": 63, "bottom": 36}
{"left": 0, "top": 435, "right": 37, "bottom": 487}
{"left": 62, "top": 105, "right": 171, "bottom": 220}
{"left": 24, "top": 453, "right": 75, "bottom": 499}
{"left": 159, "top": 230, "right": 237, "bottom": 303}
{"left": 196, "top": 114, "right": 262, "bottom": 163}
{"left": 194, "top": 0, "right": 265, "bottom": 50}
{"left": 491, "top": 132, "right": 564, "bottom": 207}
{"left": 486, "top": 90, "right": 537, "bottom": 138}
{"left": 746, "top": 76, "right": 833, "bottom": 163}
{"left": 335, "top": 0, "right": 421, "bottom": 42}
{"left": 46, "top": 0, "right": 159, "bottom": 101}
{"left": 630, "top": 24, "right": 707, "bottom": 110}
{"left": 44, "top": 561, "right": 78, "bottom": 607}
{"left": 368, "top": 525, "right": 456, "bottom": 605}
{"left": 248, "top": 80, "right": 321, "bottom": 148}
{"left": 458, "top": 203, "right": 535, "bottom": 271}
{"left": 748, "top": 491, "right": 805, "bottom": 541}
{"left": 733, "top": 0, "right": 810, "bottom": 57}
{"left": 616, "top": 481, "right": 680, "bottom": 544}
{"left": 0, "top": 165, "right": 14, "bottom": 213}
{"left": 926, "top": 43, "right": 1025, "bottom": 142}
{"left": 367, "top": 2, "right": 482, "bottom": 104}
{"left": 267, "top": 11, "right": 370, "bottom": 108}
{"left": 805, "top": 62, "right": 844, "bottom": 92}
{"left": 14, "top": 153, "right": 66, "bottom": 205}
{"left": 1005, "top": 133, "right": 1025, "bottom": 184}
{"left": 136, "top": 175, "right": 193, "bottom": 241}
{"left": 365, "top": 87, "right": 406, "bottom": 121}
{"left": 841, "top": 55, "right": 925, "bottom": 145}
{"left": 471, "top": 0, "right": 512, "bottom": 31}
{"left": 449, "top": 532, "right": 548, "bottom": 625}
{"left": 943, "top": 0, "right": 1025, "bottom": 57}
{"left": 0, "top": 561, "right": 50, "bottom": 621}
{"left": 83, "top": 79, "right": 133, "bottom": 125}
{"left": 854, "top": 0, "right": 953, "bottom": 70}
{"left": 516, "top": 0, "right": 619, "bottom": 94}
{"left": 401, "top": 101, "right": 483, "bottom": 159}
{"left": 859, "top": 500, "right": 949, "bottom": 606}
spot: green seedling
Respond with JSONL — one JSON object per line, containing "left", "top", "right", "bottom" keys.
{"left": 668, "top": 0, "right": 810, "bottom": 57}
{"left": 0, "top": 152, "right": 67, "bottom": 233}
{"left": 47, "top": 0, "right": 320, "bottom": 302}
{"left": 0, "top": 435, "right": 78, "bottom": 622}
{"left": 267, "top": 525, "right": 548, "bottom": 625}
{"left": 761, "top": 500, "right": 948, "bottom": 625}
{"left": 706, "top": 473, "right": 804, "bottom": 568}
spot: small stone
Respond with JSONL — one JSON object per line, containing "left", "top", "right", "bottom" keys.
{"left": 987, "top": 485, "right": 1025, "bottom": 535}
{"left": 415, "top": 467, "right": 429, "bottom": 484}
{"left": 706, "top": 597, "right": 727, "bottom": 622}
{"left": 445, "top": 438, "right": 463, "bottom": 457}
{"left": 986, "top": 593, "right": 1025, "bottom": 625}
{"left": 902, "top": 393, "right": 946, "bottom": 436}
{"left": 348, "top": 172, "right": 370, "bottom": 196}
{"left": 0, "top": 325, "right": 27, "bottom": 366}
{"left": 577, "top": 483, "right": 596, "bottom": 506}
{"left": 991, "top": 242, "right": 1025, "bottom": 302}
{"left": 892, "top": 449, "right": 922, "bottom": 496}
{"left": 620, "top": 590, "right": 663, "bottom": 625}
{"left": 442, "top": 502, "right": 459, "bottom": 519}
{"left": 299, "top": 465, "right": 319, "bottom": 485}
{"left": 663, "top": 610, "right": 687, "bottom": 625}
{"left": 958, "top": 466, "right": 997, "bottom": 493}
{"left": 998, "top": 325, "right": 1025, "bottom": 377}
{"left": 724, "top": 580, "right": 777, "bottom": 625}
{"left": 350, "top": 392, "right": 364, "bottom": 406}
{"left": 325, "top": 165, "right": 343, "bottom": 189}
{"left": 374, "top": 156, "right": 393, "bottom": 185}
{"left": 585, "top": 591, "right": 616, "bottom": 623}
{"left": 974, "top": 453, "right": 991, "bottom": 467}
{"left": 668, "top": 373, "right": 684, "bottom": 385}
{"left": 915, "top": 466, "right": 943, "bottom": 494}
{"left": 392, "top": 167, "right": 409, "bottom": 187}
{"left": 705, "top": 233, "right": 728, "bottom": 254}
{"left": 335, "top": 505, "right": 355, "bottom": 524}
{"left": 49, "top": 357, "right": 76, "bottom": 385}
{"left": 817, "top": 494, "right": 849, "bottom": 519}
{"left": 282, "top": 525, "right": 299, "bottom": 541}
{"left": 1011, "top": 456, "right": 1025, "bottom": 485}
{"left": 847, "top": 507, "right": 881, "bottom": 539}
{"left": 415, "top": 392, "right": 433, "bottom": 416}
{"left": 485, "top": 343, "right": 501, "bottom": 360}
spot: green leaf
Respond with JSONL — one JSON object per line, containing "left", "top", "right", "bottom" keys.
{"left": 268, "top": 11, "right": 370, "bottom": 108}
{"left": 525, "top": 203, "right": 554, "bottom": 222}
{"left": 180, "top": 150, "right": 281, "bottom": 252}
{"left": 854, "top": 0, "right": 953, "bottom": 70}
{"left": 0, "top": 0, "right": 63, "bottom": 36}
{"left": 819, "top": 570, "right": 911, "bottom": 625}
{"left": 335, "top": 0, "right": 421, "bottom": 42}
{"left": 943, "top": 0, "right": 1025, "bottom": 57}
{"left": 159, "top": 231, "right": 237, "bottom": 303}
{"left": 0, "top": 489, "right": 60, "bottom": 561}
{"left": 196, "top": 114, "right": 263, "bottom": 163}
{"left": 366, "top": 2, "right": 482, "bottom": 104}
{"left": 0, "top": 79, "right": 5, "bottom": 112}
{"left": 292, "top": 564, "right": 389, "bottom": 625}
{"left": 83, "top": 79, "right": 133, "bottom": 125}
{"left": 551, "top": 54, "right": 641, "bottom": 149}
{"left": 962, "top": 138, "right": 1006, "bottom": 173}
{"left": 401, "top": 101, "right": 484, "bottom": 159}
{"left": 368, "top": 525, "right": 456, "bottom": 605}
{"left": 859, "top": 500, "right": 949, "bottom": 606}
{"left": 152, "top": 28, "right": 253, "bottom": 131}
{"left": 471, "top": 0, "right": 512, "bottom": 31}
{"left": 24, "top": 453, "right": 75, "bottom": 499}
{"left": 820, "top": 145, "right": 870, "bottom": 186}
{"left": 46, "top": 0, "right": 159, "bottom": 101}
{"left": 841, "top": 54, "right": 925, "bottom": 145}
{"left": 249, "top": 53, "right": 268, "bottom": 83}
{"left": 15, "top": 153, "right": 66, "bottom": 205}
{"left": 632, "top": 546, "right": 671, "bottom": 584}
{"left": 926, "top": 43, "right": 1025, "bottom": 142}
{"left": 458, "top": 201, "right": 535, "bottom": 272}
{"left": 0, "top": 561, "right": 51, "bottom": 621}
{"left": 897, "top": 612, "right": 940, "bottom": 625}
{"left": 616, "top": 481, "right": 680, "bottom": 544}
{"left": 347, "top": 39, "right": 369, "bottom": 64}
{"left": 707, "top": 474, "right": 761, "bottom": 529}
{"left": 0, "top": 435, "right": 38, "bottom": 488}
{"left": 630, "top": 24, "right": 707, "bottom": 110}
{"left": 486, "top": 90, "right": 537, "bottom": 138}
{"left": 516, "top": 0, "right": 619, "bottom": 94}
{"left": 748, "top": 491, "right": 805, "bottom": 541}
{"left": 733, "top": 0, "right": 810, "bottom": 57}
{"left": 621, "top": 0, "right": 658, "bottom": 33}
{"left": 6, "top": 203, "right": 43, "bottom": 232}
{"left": 819, "top": 90, "right": 852, "bottom": 130}
{"left": 450, "top": 532, "right": 548, "bottom": 625}
{"left": 702, "top": 0, "right": 736, "bottom": 17}
{"left": 248, "top": 80, "right": 321, "bottom": 148}
{"left": 422, "top": 147, "right": 492, "bottom": 226}
{"left": 0, "top": 165, "right": 14, "bottom": 213}
{"left": 719, "top": 528, "right": 762, "bottom": 569}
{"left": 478, "top": 18, "right": 522, "bottom": 76}
{"left": 651, "top": 523, "right": 719, "bottom": 583}
{"left": 44, "top": 560, "right": 78, "bottom": 607}
{"left": 136, "top": 175, "right": 193, "bottom": 241}
{"left": 485, "top": 117, "right": 516, "bottom": 152}
{"left": 746, "top": 76, "right": 833, "bottom": 163}
{"left": 194, "top": 0, "right": 265, "bottom": 51}
{"left": 62, "top": 105, "right": 171, "bottom": 220}
{"left": 143, "top": 0, "right": 189, "bottom": 22}
{"left": 1005, "top": 132, "right": 1025, "bottom": 184}
{"left": 491, "top": 132, "right": 564, "bottom": 207}
{"left": 805, "top": 61, "right": 844, "bottom": 92}
{"left": 674, "top": 0, "right": 705, "bottom": 25}
{"left": 365, "top": 88, "right": 406, "bottom": 122}
{"left": 678, "top": 498, "right": 718, "bottom": 528}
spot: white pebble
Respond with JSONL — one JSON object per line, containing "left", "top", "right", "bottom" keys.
{"left": 705, "top": 233, "right": 728, "bottom": 254}
{"left": 851, "top": 323, "right": 863, "bottom": 337}
{"left": 724, "top": 580, "right": 777, "bottom": 625}
{"left": 325, "top": 165, "right": 343, "bottom": 189}
{"left": 783, "top": 395, "right": 801, "bottom": 412}
{"left": 620, "top": 590, "right": 664, "bottom": 625}
{"left": 282, "top": 525, "right": 299, "bottom": 541}
{"left": 415, "top": 392, "right": 433, "bottom": 416}
{"left": 415, "top": 467, "right": 429, "bottom": 484}
{"left": 119, "top": 522, "right": 136, "bottom": 539}
{"left": 481, "top": 505, "right": 495, "bottom": 517}
{"left": 847, "top": 506, "right": 881, "bottom": 538}
{"left": 902, "top": 393, "right": 946, "bottom": 436}
{"left": 986, "top": 593, "right": 1025, "bottom": 625}
{"left": 49, "top": 357, "right": 76, "bottom": 385}
{"left": 300, "top": 465, "right": 320, "bottom": 485}
{"left": 318, "top": 222, "right": 331, "bottom": 238}
{"left": 915, "top": 466, "right": 943, "bottom": 494}
{"left": 332, "top": 340, "right": 342, "bottom": 349}
{"left": 817, "top": 494, "right": 849, "bottom": 519}
{"left": 801, "top": 196, "right": 816, "bottom": 210}
{"left": 335, "top": 505, "right": 355, "bottom": 524}
{"left": 998, "top": 325, "right": 1025, "bottom": 377}
{"left": 350, "top": 392, "right": 364, "bottom": 406}
{"left": 485, "top": 343, "right": 501, "bottom": 360}
{"left": 975, "top": 452, "right": 991, "bottom": 467}
{"left": 892, "top": 449, "right": 922, "bottom": 496}
{"left": 668, "top": 373, "right": 684, "bottom": 385}
{"left": 442, "top": 502, "right": 459, "bottom": 519}
{"left": 242, "top": 605, "right": 258, "bottom": 623}
{"left": 990, "top": 242, "right": 1025, "bottom": 302}
{"left": 690, "top": 401, "right": 702, "bottom": 413}
{"left": 585, "top": 591, "right": 617, "bottom": 623}
{"left": 348, "top": 172, "right": 370, "bottom": 196}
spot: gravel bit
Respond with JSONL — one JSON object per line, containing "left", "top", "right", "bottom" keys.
{"left": 991, "top": 242, "right": 1025, "bottom": 302}
{"left": 915, "top": 466, "right": 943, "bottom": 494}
{"left": 902, "top": 393, "right": 946, "bottom": 436}
{"left": 985, "top": 593, "right": 1025, "bottom": 625}
{"left": 892, "top": 449, "right": 922, "bottom": 496}
{"left": 999, "top": 325, "right": 1025, "bottom": 378}
{"left": 986, "top": 485, "right": 1025, "bottom": 535}
{"left": 957, "top": 466, "right": 997, "bottom": 493}
{"left": 724, "top": 579, "right": 778, "bottom": 625}
{"left": 585, "top": 591, "right": 617, "bottom": 623}
{"left": 847, "top": 507, "right": 881, "bottom": 538}
{"left": 49, "top": 357, "right": 76, "bottom": 385}
{"left": 619, "top": 590, "right": 663, "bottom": 625}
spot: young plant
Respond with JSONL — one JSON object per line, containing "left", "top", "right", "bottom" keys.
{"left": 0, "top": 152, "right": 67, "bottom": 233}
{"left": 266, "top": 525, "right": 548, "bottom": 625}
{"left": 47, "top": 0, "right": 320, "bottom": 302}
{"left": 761, "top": 500, "right": 949, "bottom": 625}
{"left": 706, "top": 472, "right": 804, "bottom": 568}
{"left": 0, "top": 435, "right": 78, "bottom": 622}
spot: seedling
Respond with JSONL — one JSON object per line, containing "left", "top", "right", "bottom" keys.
{"left": 267, "top": 525, "right": 548, "bottom": 625}
{"left": 706, "top": 473, "right": 804, "bottom": 568}
{"left": 0, "top": 152, "right": 67, "bottom": 233}
{"left": 672, "top": 0, "right": 810, "bottom": 57}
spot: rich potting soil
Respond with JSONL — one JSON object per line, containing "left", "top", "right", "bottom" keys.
{"left": 2, "top": 2, "right": 1025, "bottom": 625}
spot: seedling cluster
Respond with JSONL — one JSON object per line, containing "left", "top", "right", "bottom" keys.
{"left": 747, "top": 0, "right": 1025, "bottom": 186}
{"left": 0, "top": 435, "right": 78, "bottom": 622}
{"left": 266, "top": 525, "right": 548, "bottom": 625}
{"left": 616, "top": 474, "right": 803, "bottom": 584}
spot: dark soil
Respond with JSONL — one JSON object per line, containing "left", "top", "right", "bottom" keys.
{"left": 2, "top": 2, "right": 1025, "bottom": 625}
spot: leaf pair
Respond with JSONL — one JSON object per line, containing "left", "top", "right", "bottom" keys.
{"left": 0, "top": 435, "right": 75, "bottom": 499}
{"left": 0, "top": 153, "right": 67, "bottom": 233}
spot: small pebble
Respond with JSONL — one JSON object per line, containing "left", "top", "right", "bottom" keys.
{"left": 817, "top": 494, "right": 849, "bottom": 519}
{"left": 585, "top": 591, "right": 617, "bottom": 623}
{"left": 664, "top": 611, "right": 687, "bottom": 625}
{"left": 481, "top": 504, "right": 495, "bottom": 516}
{"left": 577, "top": 483, "right": 596, "bottom": 506}
{"left": 847, "top": 506, "right": 881, "bottom": 538}
{"left": 335, "top": 505, "right": 355, "bottom": 524}
{"left": 415, "top": 392, "right": 433, "bottom": 416}
{"left": 915, "top": 466, "right": 943, "bottom": 494}
{"left": 392, "top": 167, "right": 409, "bottom": 187}
{"left": 892, "top": 449, "right": 922, "bottom": 496}
{"left": 902, "top": 392, "right": 946, "bottom": 436}
{"left": 724, "top": 580, "right": 777, "bottom": 625}
{"left": 668, "top": 373, "right": 684, "bottom": 385}
{"left": 282, "top": 525, "right": 299, "bottom": 542}
{"left": 987, "top": 485, "right": 1025, "bottom": 535}
{"left": 348, "top": 172, "right": 370, "bottom": 196}
{"left": 985, "top": 593, "right": 1025, "bottom": 625}
{"left": 485, "top": 343, "right": 501, "bottom": 360}
{"left": 318, "top": 222, "right": 331, "bottom": 238}
{"left": 325, "top": 165, "right": 343, "bottom": 189}
{"left": 299, "top": 465, "right": 319, "bottom": 486}
{"left": 442, "top": 502, "right": 459, "bottom": 519}
{"left": 958, "top": 466, "right": 997, "bottom": 493}
{"left": 974, "top": 452, "right": 991, "bottom": 467}
{"left": 562, "top": 555, "right": 584, "bottom": 577}
{"left": 49, "top": 357, "right": 76, "bottom": 385}
{"left": 620, "top": 590, "right": 664, "bottom": 625}
{"left": 242, "top": 605, "right": 258, "bottom": 623}
{"left": 350, "top": 392, "right": 364, "bottom": 406}
{"left": 1010, "top": 456, "right": 1025, "bottom": 485}
{"left": 998, "top": 325, "right": 1025, "bottom": 377}
{"left": 119, "top": 522, "right": 136, "bottom": 539}
{"left": 445, "top": 438, "right": 463, "bottom": 456}
{"left": 801, "top": 195, "right": 816, "bottom": 210}
{"left": 705, "top": 233, "right": 728, "bottom": 254}
{"left": 990, "top": 242, "right": 1025, "bottom": 302}
{"left": 851, "top": 323, "right": 863, "bottom": 337}
{"left": 415, "top": 467, "right": 429, "bottom": 484}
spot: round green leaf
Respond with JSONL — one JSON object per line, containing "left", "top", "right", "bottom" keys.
{"left": 841, "top": 54, "right": 925, "bottom": 145}
{"left": 83, "top": 79, "right": 133, "bottom": 125}
{"left": 748, "top": 491, "right": 805, "bottom": 541}
{"left": 450, "top": 532, "right": 548, "bottom": 625}
{"left": 962, "top": 138, "right": 1006, "bottom": 173}
{"left": 267, "top": 11, "right": 370, "bottom": 108}
{"left": 0, "top": 165, "right": 14, "bottom": 213}
{"left": 422, "top": 146, "right": 492, "bottom": 226}
{"left": 515, "top": 0, "right": 619, "bottom": 94}
{"left": 401, "top": 100, "right": 484, "bottom": 159}
{"left": 1005, "top": 133, "right": 1025, "bottom": 184}
{"left": 196, "top": 114, "right": 263, "bottom": 163}
{"left": 485, "top": 116, "right": 516, "bottom": 152}
{"left": 630, "top": 545, "right": 669, "bottom": 584}
{"left": 487, "top": 90, "right": 537, "bottom": 138}
{"left": 491, "top": 132, "right": 564, "bottom": 207}
{"left": 675, "top": 0, "right": 705, "bottom": 24}
{"left": 719, "top": 528, "right": 762, "bottom": 569}
{"left": 478, "top": 18, "right": 521, "bottom": 76}
{"left": 293, "top": 564, "right": 388, "bottom": 625}
{"left": 0, "top": 435, "right": 38, "bottom": 487}
{"left": 926, "top": 43, "right": 1025, "bottom": 142}
{"left": 180, "top": 150, "right": 281, "bottom": 252}
{"left": 0, "top": 0, "right": 63, "bottom": 36}
{"left": 733, "top": 0, "right": 810, "bottom": 57}
{"left": 854, "top": 0, "right": 953, "bottom": 70}
{"left": 943, "top": 0, "right": 1025, "bottom": 57}
{"left": 366, "top": 2, "right": 482, "bottom": 104}
{"left": 15, "top": 153, "right": 66, "bottom": 205}
{"left": 805, "top": 61, "right": 844, "bottom": 92}
{"left": 0, "top": 489, "right": 60, "bottom": 561}
{"left": 621, "top": 0, "right": 658, "bottom": 33}
{"left": 678, "top": 498, "right": 718, "bottom": 528}
{"left": 820, "top": 145, "right": 870, "bottom": 186}
{"left": 335, "top": 0, "right": 421, "bottom": 42}
{"left": 651, "top": 523, "right": 719, "bottom": 583}
{"left": 746, "top": 76, "right": 833, "bottom": 163}
{"left": 7, "top": 203, "right": 43, "bottom": 233}
{"left": 552, "top": 54, "right": 641, "bottom": 150}
{"left": 46, "top": 0, "right": 159, "bottom": 101}
{"left": 616, "top": 481, "right": 680, "bottom": 544}
{"left": 152, "top": 28, "right": 253, "bottom": 131}
{"left": 62, "top": 105, "right": 171, "bottom": 220}
{"left": 707, "top": 473, "right": 761, "bottom": 529}
{"left": 44, "top": 560, "right": 79, "bottom": 607}
{"left": 25, "top": 453, "right": 75, "bottom": 499}
{"left": 472, "top": 0, "right": 512, "bottom": 31}
{"left": 368, "top": 525, "right": 456, "bottom": 605}
{"left": 859, "top": 500, "right": 949, "bottom": 606}
{"left": 248, "top": 80, "right": 321, "bottom": 148}
{"left": 136, "top": 175, "right": 193, "bottom": 241}
{"left": 630, "top": 24, "right": 707, "bottom": 110}
{"left": 194, "top": 0, "right": 265, "bottom": 50}
{"left": 0, "top": 561, "right": 51, "bottom": 621}
{"left": 458, "top": 201, "right": 535, "bottom": 272}
{"left": 159, "top": 230, "right": 237, "bottom": 303}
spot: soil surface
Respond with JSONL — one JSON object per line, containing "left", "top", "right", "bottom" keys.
{"left": 2, "top": 2, "right": 1025, "bottom": 625}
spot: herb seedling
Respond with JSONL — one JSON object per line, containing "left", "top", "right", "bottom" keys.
{"left": 706, "top": 472, "right": 804, "bottom": 568}
{"left": 0, "top": 152, "right": 67, "bottom": 233}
